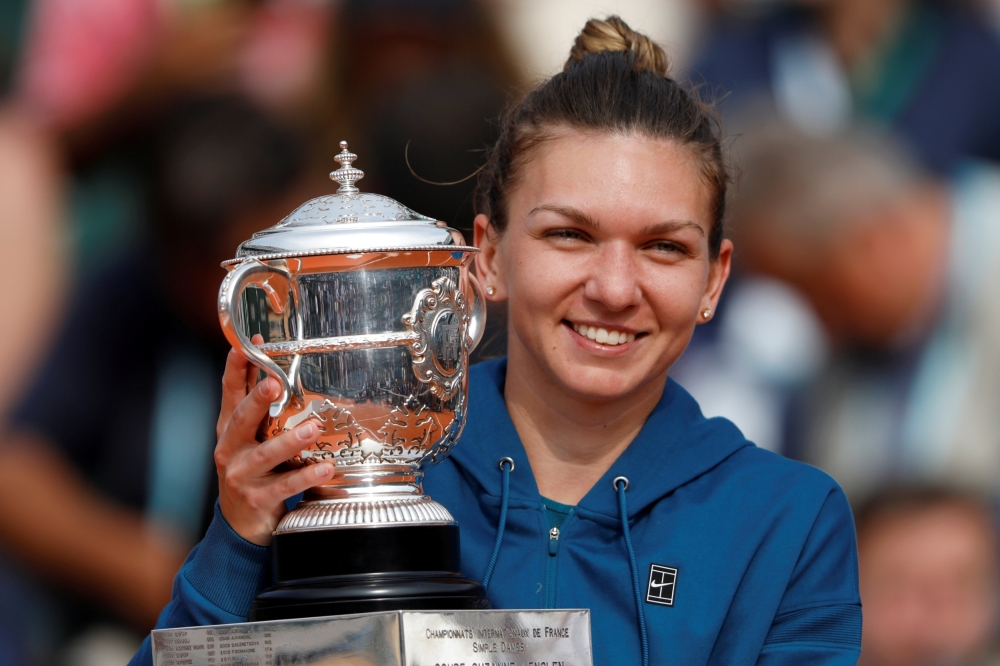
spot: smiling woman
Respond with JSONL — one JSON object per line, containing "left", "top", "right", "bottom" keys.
{"left": 129, "top": 16, "right": 862, "bottom": 666}
{"left": 475, "top": 133, "right": 731, "bottom": 505}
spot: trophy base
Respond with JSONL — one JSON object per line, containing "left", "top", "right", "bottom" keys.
{"left": 153, "top": 609, "right": 594, "bottom": 666}
{"left": 249, "top": 523, "right": 489, "bottom": 621}
{"left": 249, "top": 571, "right": 489, "bottom": 621}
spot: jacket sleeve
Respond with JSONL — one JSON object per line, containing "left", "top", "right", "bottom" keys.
{"left": 757, "top": 487, "right": 862, "bottom": 666}
{"left": 128, "top": 503, "right": 271, "bottom": 666}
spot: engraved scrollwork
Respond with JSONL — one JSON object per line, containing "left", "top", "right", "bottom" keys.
{"left": 403, "top": 277, "right": 470, "bottom": 399}
{"left": 426, "top": 391, "right": 465, "bottom": 464}
{"left": 377, "top": 396, "right": 440, "bottom": 462}
{"left": 286, "top": 399, "right": 379, "bottom": 464}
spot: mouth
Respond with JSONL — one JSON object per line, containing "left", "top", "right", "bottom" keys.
{"left": 564, "top": 320, "right": 642, "bottom": 347}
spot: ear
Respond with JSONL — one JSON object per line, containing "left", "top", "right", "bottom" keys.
{"left": 473, "top": 213, "right": 507, "bottom": 301}
{"left": 698, "top": 239, "right": 733, "bottom": 323}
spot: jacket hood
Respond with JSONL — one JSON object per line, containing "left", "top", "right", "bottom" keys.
{"left": 447, "top": 358, "right": 753, "bottom": 525}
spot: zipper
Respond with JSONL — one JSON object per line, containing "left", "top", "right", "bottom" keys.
{"left": 544, "top": 526, "right": 560, "bottom": 608}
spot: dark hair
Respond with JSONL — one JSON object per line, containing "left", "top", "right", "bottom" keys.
{"left": 476, "top": 16, "right": 728, "bottom": 257}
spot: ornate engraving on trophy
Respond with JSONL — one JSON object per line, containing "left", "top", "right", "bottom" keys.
{"left": 285, "top": 399, "right": 371, "bottom": 464}
{"left": 378, "top": 397, "right": 439, "bottom": 458}
{"left": 432, "top": 311, "right": 461, "bottom": 373}
{"left": 404, "top": 276, "right": 469, "bottom": 399}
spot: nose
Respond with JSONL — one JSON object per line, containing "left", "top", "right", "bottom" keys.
{"left": 583, "top": 242, "right": 642, "bottom": 311}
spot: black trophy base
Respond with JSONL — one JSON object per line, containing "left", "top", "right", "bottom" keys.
{"left": 249, "top": 523, "right": 489, "bottom": 622}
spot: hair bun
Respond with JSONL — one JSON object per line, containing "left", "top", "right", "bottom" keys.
{"left": 565, "top": 16, "right": 668, "bottom": 76}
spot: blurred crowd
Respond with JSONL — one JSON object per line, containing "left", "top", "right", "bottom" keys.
{"left": 0, "top": 1, "right": 998, "bottom": 665}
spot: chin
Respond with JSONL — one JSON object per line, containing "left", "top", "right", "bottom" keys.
{"left": 552, "top": 363, "right": 657, "bottom": 403}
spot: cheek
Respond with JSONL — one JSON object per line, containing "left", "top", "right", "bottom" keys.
{"left": 643, "top": 265, "right": 709, "bottom": 325}
{"left": 503, "top": 238, "right": 584, "bottom": 309}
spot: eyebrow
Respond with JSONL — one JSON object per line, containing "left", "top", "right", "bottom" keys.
{"left": 529, "top": 204, "right": 601, "bottom": 230}
{"left": 639, "top": 220, "right": 705, "bottom": 237}
{"left": 530, "top": 204, "right": 705, "bottom": 237}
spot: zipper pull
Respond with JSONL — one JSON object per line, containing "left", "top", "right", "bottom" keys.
{"left": 548, "top": 526, "right": 560, "bottom": 555}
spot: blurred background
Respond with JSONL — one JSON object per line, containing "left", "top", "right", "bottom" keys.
{"left": 0, "top": 0, "right": 997, "bottom": 665}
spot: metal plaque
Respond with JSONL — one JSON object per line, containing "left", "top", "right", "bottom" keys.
{"left": 151, "top": 610, "right": 592, "bottom": 666}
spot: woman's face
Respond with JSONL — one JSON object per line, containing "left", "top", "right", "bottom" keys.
{"left": 475, "top": 130, "right": 732, "bottom": 403}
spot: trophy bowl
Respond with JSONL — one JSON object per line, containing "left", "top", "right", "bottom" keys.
{"left": 218, "top": 142, "right": 488, "bottom": 620}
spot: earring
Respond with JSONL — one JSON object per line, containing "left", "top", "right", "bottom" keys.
{"left": 701, "top": 308, "right": 712, "bottom": 319}
{"left": 486, "top": 286, "right": 496, "bottom": 296}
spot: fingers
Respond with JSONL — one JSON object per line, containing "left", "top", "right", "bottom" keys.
{"left": 218, "top": 334, "right": 264, "bottom": 439}
{"left": 215, "top": 333, "right": 264, "bottom": 439}
{"left": 221, "top": 376, "right": 279, "bottom": 454}
{"left": 253, "top": 421, "right": 320, "bottom": 472}
{"left": 219, "top": 353, "right": 250, "bottom": 438}
{"left": 269, "top": 462, "right": 336, "bottom": 503}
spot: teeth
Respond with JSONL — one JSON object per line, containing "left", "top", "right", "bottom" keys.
{"left": 571, "top": 323, "right": 636, "bottom": 346}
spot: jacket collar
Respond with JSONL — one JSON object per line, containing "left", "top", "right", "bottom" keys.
{"left": 449, "top": 358, "right": 752, "bottom": 523}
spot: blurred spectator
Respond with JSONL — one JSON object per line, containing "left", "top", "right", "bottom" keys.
{"left": 691, "top": 0, "right": 1000, "bottom": 174}
{"left": 14, "top": 0, "right": 261, "bottom": 282}
{"left": 0, "top": 93, "right": 307, "bottom": 664}
{"left": 326, "top": 0, "right": 518, "bottom": 235}
{"left": 855, "top": 486, "right": 1000, "bottom": 666}
{"left": 0, "top": 106, "right": 67, "bottom": 666}
{"left": 692, "top": 123, "right": 1000, "bottom": 499}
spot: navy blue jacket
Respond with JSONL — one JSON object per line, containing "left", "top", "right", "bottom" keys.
{"left": 130, "top": 358, "right": 862, "bottom": 665}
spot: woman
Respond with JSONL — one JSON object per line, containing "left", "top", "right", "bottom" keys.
{"left": 130, "top": 17, "right": 861, "bottom": 666}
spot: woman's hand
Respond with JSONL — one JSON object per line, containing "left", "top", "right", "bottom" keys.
{"left": 215, "top": 339, "right": 335, "bottom": 545}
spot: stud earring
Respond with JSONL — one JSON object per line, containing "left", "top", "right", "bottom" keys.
{"left": 486, "top": 286, "right": 496, "bottom": 296}
{"left": 701, "top": 308, "right": 712, "bottom": 319}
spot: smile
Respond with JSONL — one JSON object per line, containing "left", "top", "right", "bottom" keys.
{"left": 569, "top": 322, "right": 637, "bottom": 346}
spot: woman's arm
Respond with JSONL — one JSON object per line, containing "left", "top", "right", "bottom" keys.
{"left": 128, "top": 343, "right": 335, "bottom": 666}
{"left": 128, "top": 504, "right": 271, "bottom": 666}
{"left": 756, "top": 488, "right": 862, "bottom": 665}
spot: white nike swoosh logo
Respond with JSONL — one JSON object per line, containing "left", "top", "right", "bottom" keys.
{"left": 649, "top": 581, "right": 674, "bottom": 588}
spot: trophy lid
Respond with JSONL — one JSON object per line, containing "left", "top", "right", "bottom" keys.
{"left": 226, "top": 141, "right": 474, "bottom": 264}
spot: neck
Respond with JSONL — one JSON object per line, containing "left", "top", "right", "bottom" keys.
{"left": 503, "top": 340, "right": 666, "bottom": 506}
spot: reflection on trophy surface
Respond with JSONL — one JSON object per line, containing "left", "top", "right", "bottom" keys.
{"left": 218, "top": 142, "right": 488, "bottom": 620}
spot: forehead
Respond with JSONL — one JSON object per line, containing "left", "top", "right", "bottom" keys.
{"left": 511, "top": 130, "right": 713, "bottom": 230}
{"left": 860, "top": 503, "right": 998, "bottom": 559}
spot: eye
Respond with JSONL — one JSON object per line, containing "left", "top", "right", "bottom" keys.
{"left": 545, "top": 228, "right": 588, "bottom": 242}
{"left": 648, "top": 240, "right": 688, "bottom": 254}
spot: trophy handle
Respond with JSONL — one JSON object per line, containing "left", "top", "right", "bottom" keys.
{"left": 467, "top": 272, "right": 486, "bottom": 352}
{"left": 219, "top": 258, "right": 299, "bottom": 417}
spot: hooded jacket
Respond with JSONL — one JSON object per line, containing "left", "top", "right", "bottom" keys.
{"left": 129, "top": 358, "right": 862, "bottom": 666}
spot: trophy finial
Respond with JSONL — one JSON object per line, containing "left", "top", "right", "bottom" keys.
{"left": 330, "top": 140, "right": 364, "bottom": 194}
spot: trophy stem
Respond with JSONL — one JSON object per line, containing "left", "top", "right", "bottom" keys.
{"left": 306, "top": 465, "right": 424, "bottom": 499}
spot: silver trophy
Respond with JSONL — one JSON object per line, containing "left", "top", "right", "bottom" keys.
{"left": 218, "top": 142, "right": 488, "bottom": 620}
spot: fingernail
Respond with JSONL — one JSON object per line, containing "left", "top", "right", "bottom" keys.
{"left": 261, "top": 378, "right": 278, "bottom": 398}
{"left": 297, "top": 422, "right": 316, "bottom": 440}
{"left": 314, "top": 463, "right": 333, "bottom": 477}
